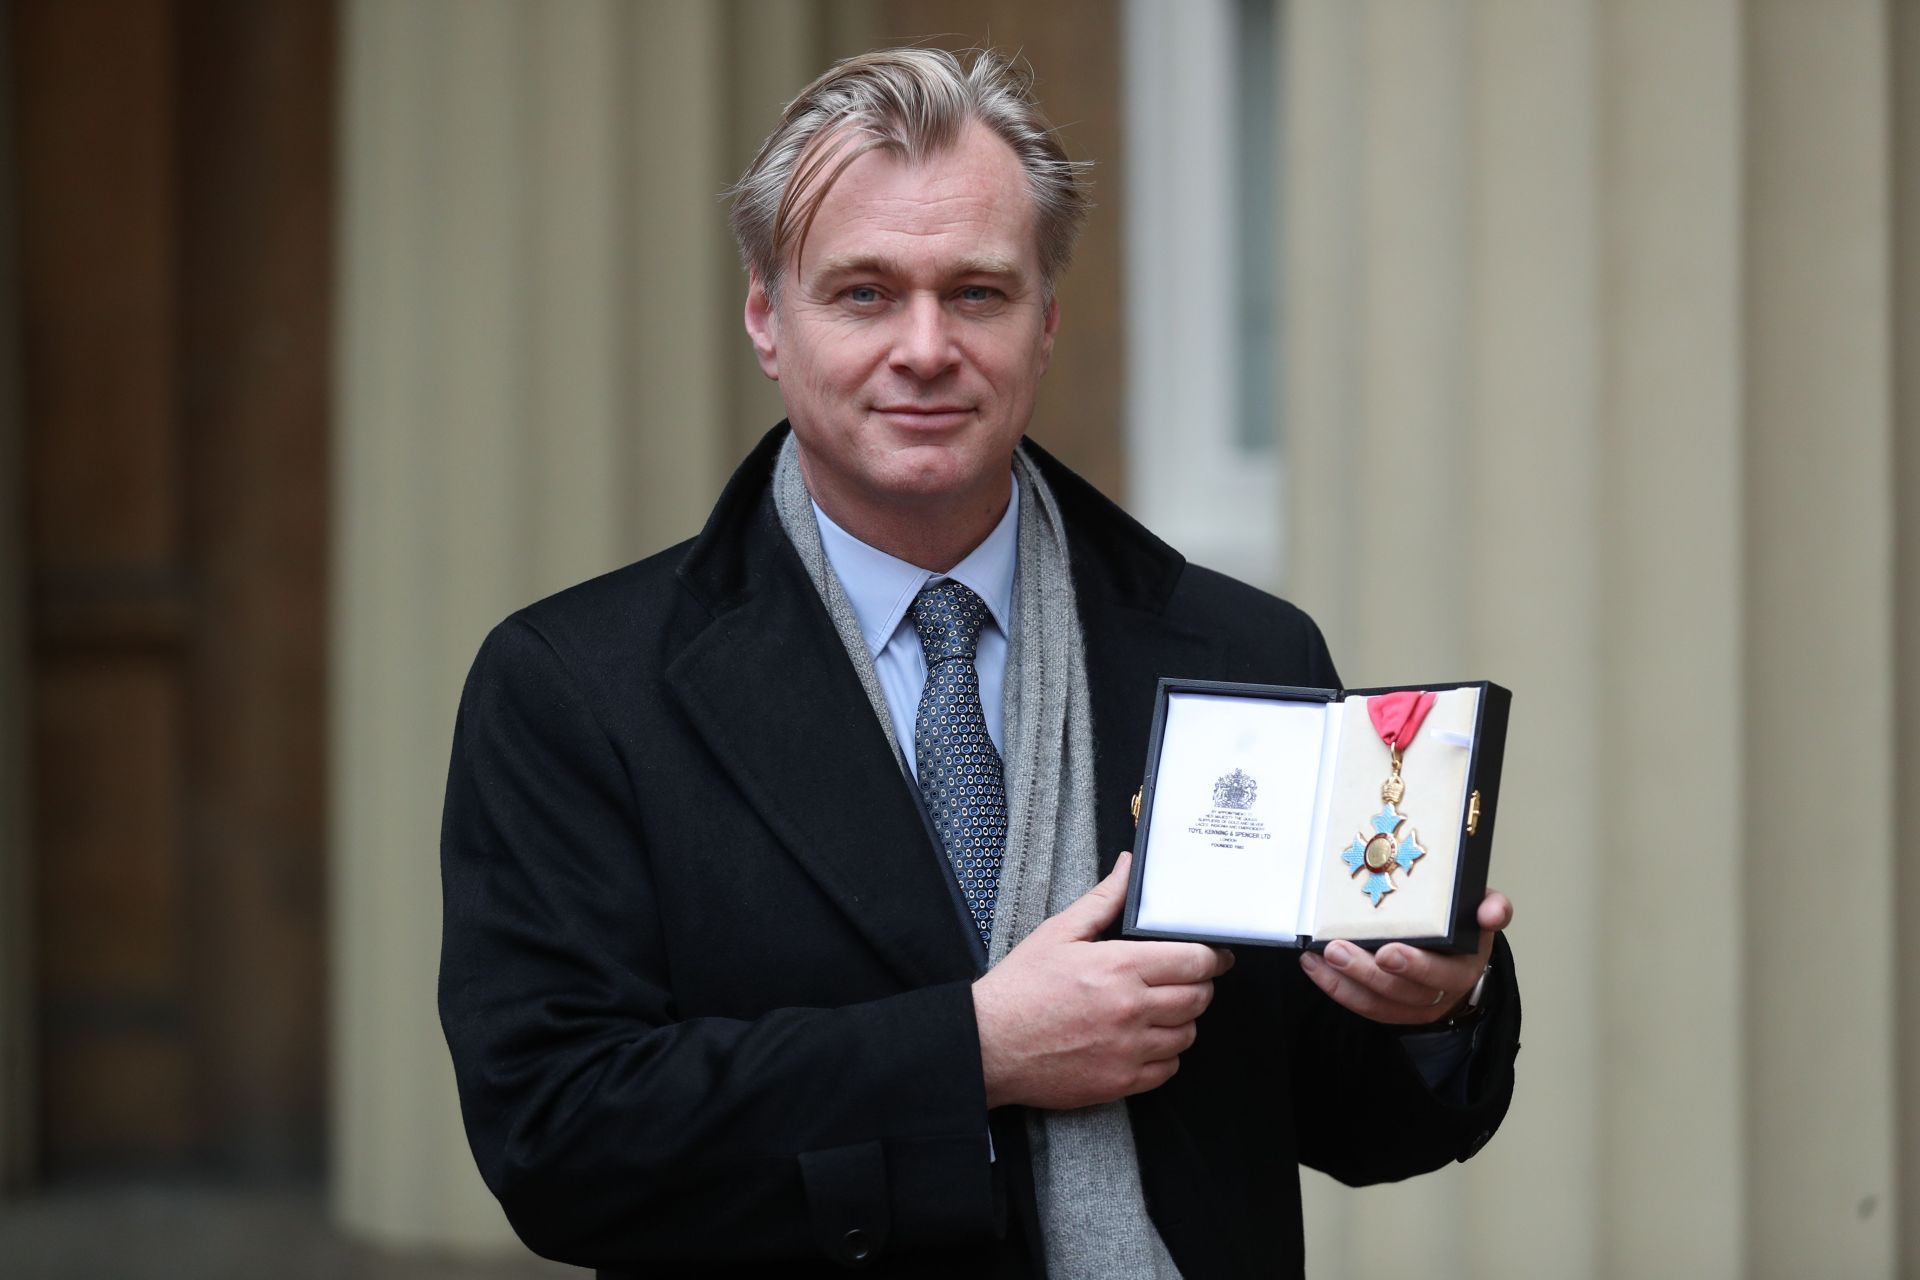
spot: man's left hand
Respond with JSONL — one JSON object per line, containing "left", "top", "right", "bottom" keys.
{"left": 1298, "top": 890, "right": 1512, "bottom": 1026}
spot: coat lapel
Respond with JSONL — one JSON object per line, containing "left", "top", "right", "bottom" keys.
{"left": 668, "top": 439, "right": 978, "bottom": 990}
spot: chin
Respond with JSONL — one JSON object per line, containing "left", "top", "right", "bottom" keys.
{"left": 866, "top": 448, "right": 1001, "bottom": 506}
{"left": 873, "top": 463, "right": 974, "bottom": 503}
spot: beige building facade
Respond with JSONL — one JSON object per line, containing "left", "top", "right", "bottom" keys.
{"left": 5, "top": 1, "right": 1919, "bottom": 1277}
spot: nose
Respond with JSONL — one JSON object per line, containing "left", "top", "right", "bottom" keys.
{"left": 889, "top": 293, "right": 959, "bottom": 381}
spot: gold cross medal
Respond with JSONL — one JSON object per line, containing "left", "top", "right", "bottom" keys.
{"left": 1339, "top": 690, "right": 1436, "bottom": 908}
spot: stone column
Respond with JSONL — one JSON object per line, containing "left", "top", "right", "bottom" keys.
{"left": 1283, "top": 1, "right": 1902, "bottom": 1276}
{"left": 1894, "top": 5, "right": 1920, "bottom": 1271}
{"left": 1590, "top": 4, "right": 1747, "bottom": 1274}
{"left": 1741, "top": 4, "right": 1898, "bottom": 1275}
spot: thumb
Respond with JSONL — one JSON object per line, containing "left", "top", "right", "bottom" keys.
{"left": 1048, "top": 851, "right": 1133, "bottom": 942}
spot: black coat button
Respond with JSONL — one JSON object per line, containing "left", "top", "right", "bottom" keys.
{"left": 843, "top": 1227, "right": 871, "bottom": 1262}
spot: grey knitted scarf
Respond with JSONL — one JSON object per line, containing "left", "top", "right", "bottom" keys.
{"left": 772, "top": 436, "right": 1180, "bottom": 1279}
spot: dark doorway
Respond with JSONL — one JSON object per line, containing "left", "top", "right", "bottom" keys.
{"left": 11, "top": 0, "right": 334, "bottom": 1183}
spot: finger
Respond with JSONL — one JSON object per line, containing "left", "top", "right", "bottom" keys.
{"left": 1321, "top": 940, "right": 1448, "bottom": 1008}
{"left": 1140, "top": 980, "right": 1213, "bottom": 1026}
{"left": 1300, "top": 951, "right": 1429, "bottom": 1026}
{"left": 1126, "top": 1055, "right": 1181, "bottom": 1095}
{"left": 1477, "top": 889, "right": 1513, "bottom": 931}
{"left": 1049, "top": 852, "right": 1133, "bottom": 941}
{"left": 1372, "top": 941, "right": 1487, "bottom": 1003}
{"left": 1138, "top": 1022, "right": 1198, "bottom": 1060}
{"left": 1117, "top": 940, "right": 1236, "bottom": 985}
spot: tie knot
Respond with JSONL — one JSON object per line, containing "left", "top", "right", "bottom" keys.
{"left": 908, "top": 579, "right": 990, "bottom": 662}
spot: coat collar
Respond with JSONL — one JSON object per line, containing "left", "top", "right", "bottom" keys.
{"left": 668, "top": 424, "right": 1222, "bottom": 981}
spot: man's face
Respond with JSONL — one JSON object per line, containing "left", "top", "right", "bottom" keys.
{"left": 744, "top": 121, "right": 1060, "bottom": 538}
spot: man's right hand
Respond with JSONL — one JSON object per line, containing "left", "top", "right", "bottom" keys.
{"left": 971, "top": 852, "right": 1235, "bottom": 1110}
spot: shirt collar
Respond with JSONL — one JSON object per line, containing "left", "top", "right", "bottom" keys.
{"left": 810, "top": 475, "right": 1019, "bottom": 658}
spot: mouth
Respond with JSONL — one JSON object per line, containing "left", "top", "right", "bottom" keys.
{"left": 873, "top": 405, "right": 975, "bottom": 429}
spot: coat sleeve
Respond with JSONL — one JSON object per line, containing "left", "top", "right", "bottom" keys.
{"left": 437, "top": 616, "right": 1000, "bottom": 1269}
{"left": 1281, "top": 615, "right": 1523, "bottom": 1185}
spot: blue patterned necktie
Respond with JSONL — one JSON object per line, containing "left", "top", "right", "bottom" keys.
{"left": 907, "top": 580, "right": 1007, "bottom": 945}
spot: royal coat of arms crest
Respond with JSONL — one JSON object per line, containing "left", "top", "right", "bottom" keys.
{"left": 1211, "top": 768, "right": 1257, "bottom": 810}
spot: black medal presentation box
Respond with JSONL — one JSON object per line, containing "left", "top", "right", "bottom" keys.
{"left": 1121, "top": 678, "right": 1511, "bottom": 954}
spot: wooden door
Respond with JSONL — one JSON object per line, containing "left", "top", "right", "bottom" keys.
{"left": 12, "top": 0, "right": 334, "bottom": 1182}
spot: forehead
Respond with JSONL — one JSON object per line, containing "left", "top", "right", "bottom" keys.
{"left": 793, "top": 122, "right": 1041, "bottom": 280}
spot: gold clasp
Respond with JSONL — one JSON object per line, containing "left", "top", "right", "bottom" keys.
{"left": 1131, "top": 787, "right": 1142, "bottom": 825}
{"left": 1466, "top": 790, "right": 1482, "bottom": 836}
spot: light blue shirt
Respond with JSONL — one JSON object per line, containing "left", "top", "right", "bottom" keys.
{"left": 809, "top": 475, "right": 1020, "bottom": 780}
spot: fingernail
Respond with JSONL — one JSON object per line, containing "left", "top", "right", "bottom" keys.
{"left": 1379, "top": 949, "right": 1407, "bottom": 973}
{"left": 1325, "top": 943, "right": 1350, "bottom": 969}
{"left": 1300, "top": 952, "right": 1322, "bottom": 973}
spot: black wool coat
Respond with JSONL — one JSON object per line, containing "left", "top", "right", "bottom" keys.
{"left": 439, "top": 424, "right": 1521, "bottom": 1279}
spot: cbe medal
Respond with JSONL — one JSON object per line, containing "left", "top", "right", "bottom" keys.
{"left": 1340, "top": 690, "right": 1436, "bottom": 908}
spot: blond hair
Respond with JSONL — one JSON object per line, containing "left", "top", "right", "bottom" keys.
{"left": 727, "top": 47, "right": 1092, "bottom": 302}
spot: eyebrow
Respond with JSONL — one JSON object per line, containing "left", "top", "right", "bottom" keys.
{"left": 807, "top": 253, "right": 1028, "bottom": 284}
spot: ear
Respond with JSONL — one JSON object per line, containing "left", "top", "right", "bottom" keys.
{"left": 743, "top": 273, "right": 780, "bottom": 380}
{"left": 1036, "top": 292, "right": 1061, "bottom": 377}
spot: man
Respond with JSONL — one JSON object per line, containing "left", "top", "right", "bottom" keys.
{"left": 440, "top": 48, "right": 1518, "bottom": 1279}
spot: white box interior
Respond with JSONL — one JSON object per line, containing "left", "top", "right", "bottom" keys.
{"left": 1132, "top": 686, "right": 1482, "bottom": 946}
{"left": 1132, "top": 693, "right": 1330, "bottom": 944}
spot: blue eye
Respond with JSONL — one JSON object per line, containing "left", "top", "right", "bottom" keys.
{"left": 960, "top": 286, "right": 999, "bottom": 303}
{"left": 845, "top": 285, "right": 882, "bottom": 304}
